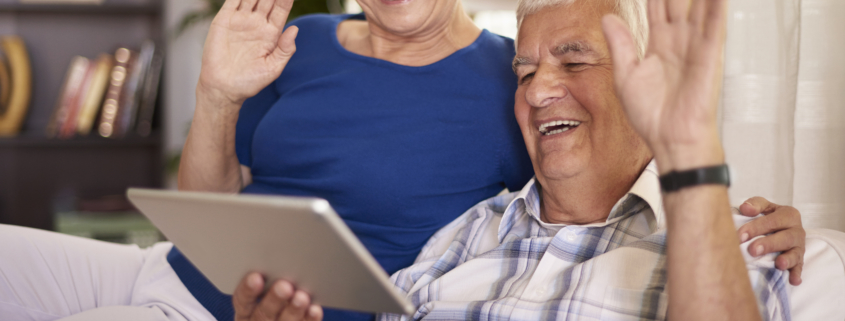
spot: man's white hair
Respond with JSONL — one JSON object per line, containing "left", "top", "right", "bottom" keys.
{"left": 516, "top": 0, "right": 648, "bottom": 59}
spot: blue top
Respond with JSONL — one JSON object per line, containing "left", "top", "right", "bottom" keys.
{"left": 167, "top": 13, "right": 533, "bottom": 321}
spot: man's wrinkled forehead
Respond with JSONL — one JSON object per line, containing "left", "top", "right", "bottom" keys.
{"left": 512, "top": 1, "right": 610, "bottom": 73}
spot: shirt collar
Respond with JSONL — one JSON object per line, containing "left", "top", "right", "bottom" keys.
{"left": 499, "top": 160, "right": 665, "bottom": 243}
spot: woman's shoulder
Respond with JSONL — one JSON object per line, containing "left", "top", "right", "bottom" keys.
{"left": 448, "top": 31, "right": 517, "bottom": 85}
{"left": 476, "top": 31, "right": 516, "bottom": 53}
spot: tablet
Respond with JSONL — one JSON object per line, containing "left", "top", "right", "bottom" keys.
{"left": 126, "top": 188, "right": 415, "bottom": 316}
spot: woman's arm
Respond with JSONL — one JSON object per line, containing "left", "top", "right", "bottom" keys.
{"left": 178, "top": 90, "right": 246, "bottom": 193}
{"left": 602, "top": 0, "right": 761, "bottom": 319}
{"left": 177, "top": 0, "right": 297, "bottom": 192}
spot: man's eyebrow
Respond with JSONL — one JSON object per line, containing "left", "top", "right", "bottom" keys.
{"left": 554, "top": 41, "right": 595, "bottom": 55}
{"left": 512, "top": 41, "right": 596, "bottom": 73}
{"left": 512, "top": 56, "right": 532, "bottom": 74}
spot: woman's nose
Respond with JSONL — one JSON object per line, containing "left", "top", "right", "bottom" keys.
{"left": 524, "top": 66, "right": 568, "bottom": 109}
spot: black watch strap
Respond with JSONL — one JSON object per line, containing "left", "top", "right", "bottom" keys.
{"left": 659, "top": 164, "right": 730, "bottom": 193}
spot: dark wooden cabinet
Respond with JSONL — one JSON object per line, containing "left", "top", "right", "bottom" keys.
{"left": 0, "top": 135, "right": 163, "bottom": 230}
{"left": 0, "top": 0, "right": 165, "bottom": 231}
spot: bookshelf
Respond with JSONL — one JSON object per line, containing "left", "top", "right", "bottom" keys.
{"left": 0, "top": 0, "right": 164, "bottom": 232}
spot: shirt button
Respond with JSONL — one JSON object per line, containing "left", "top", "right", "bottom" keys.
{"left": 566, "top": 232, "right": 577, "bottom": 242}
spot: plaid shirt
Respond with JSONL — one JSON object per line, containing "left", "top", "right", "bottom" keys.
{"left": 379, "top": 162, "right": 791, "bottom": 321}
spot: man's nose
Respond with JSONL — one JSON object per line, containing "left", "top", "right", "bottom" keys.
{"left": 525, "top": 65, "right": 568, "bottom": 108}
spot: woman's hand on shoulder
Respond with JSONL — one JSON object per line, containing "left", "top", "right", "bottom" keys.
{"left": 736, "top": 196, "right": 806, "bottom": 285}
{"left": 199, "top": 0, "right": 299, "bottom": 106}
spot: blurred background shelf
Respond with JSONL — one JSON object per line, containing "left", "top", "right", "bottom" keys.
{"left": 0, "top": 132, "right": 161, "bottom": 147}
{"left": 0, "top": 0, "right": 161, "bottom": 15}
{"left": 0, "top": 0, "right": 165, "bottom": 240}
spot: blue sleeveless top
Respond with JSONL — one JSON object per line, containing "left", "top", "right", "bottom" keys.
{"left": 167, "top": 13, "right": 533, "bottom": 321}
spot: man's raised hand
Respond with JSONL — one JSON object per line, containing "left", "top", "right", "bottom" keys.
{"left": 602, "top": 0, "right": 729, "bottom": 173}
{"left": 198, "top": 0, "right": 298, "bottom": 106}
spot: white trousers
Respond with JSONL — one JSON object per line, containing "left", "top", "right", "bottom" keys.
{"left": 0, "top": 224, "right": 214, "bottom": 321}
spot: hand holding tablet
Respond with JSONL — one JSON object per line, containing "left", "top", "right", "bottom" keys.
{"left": 127, "top": 188, "right": 415, "bottom": 316}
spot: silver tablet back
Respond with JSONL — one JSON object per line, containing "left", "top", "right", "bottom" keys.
{"left": 127, "top": 188, "right": 414, "bottom": 315}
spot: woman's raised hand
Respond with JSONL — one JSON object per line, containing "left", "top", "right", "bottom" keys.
{"left": 198, "top": 0, "right": 298, "bottom": 105}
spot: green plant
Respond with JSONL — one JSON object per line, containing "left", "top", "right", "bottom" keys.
{"left": 177, "top": 0, "right": 343, "bottom": 37}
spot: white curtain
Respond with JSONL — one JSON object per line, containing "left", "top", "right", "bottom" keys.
{"left": 722, "top": 0, "right": 845, "bottom": 232}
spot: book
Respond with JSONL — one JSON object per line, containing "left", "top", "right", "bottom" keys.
{"left": 135, "top": 43, "right": 162, "bottom": 137}
{"left": 98, "top": 47, "right": 133, "bottom": 138}
{"left": 46, "top": 56, "right": 89, "bottom": 138}
{"left": 76, "top": 53, "right": 113, "bottom": 136}
{"left": 115, "top": 40, "right": 154, "bottom": 137}
{"left": 0, "top": 36, "right": 33, "bottom": 137}
{"left": 58, "top": 59, "right": 99, "bottom": 138}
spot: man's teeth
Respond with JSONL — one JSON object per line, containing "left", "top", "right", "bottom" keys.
{"left": 538, "top": 120, "right": 581, "bottom": 135}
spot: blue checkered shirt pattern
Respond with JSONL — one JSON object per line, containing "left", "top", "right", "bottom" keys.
{"left": 378, "top": 162, "right": 790, "bottom": 321}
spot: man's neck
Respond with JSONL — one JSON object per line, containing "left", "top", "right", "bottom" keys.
{"left": 538, "top": 156, "right": 653, "bottom": 225}
{"left": 337, "top": 10, "right": 481, "bottom": 67}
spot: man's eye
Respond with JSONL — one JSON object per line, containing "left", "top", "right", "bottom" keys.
{"left": 519, "top": 72, "right": 535, "bottom": 84}
{"left": 566, "top": 63, "right": 587, "bottom": 70}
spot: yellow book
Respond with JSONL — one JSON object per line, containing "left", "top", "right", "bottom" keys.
{"left": 77, "top": 54, "right": 113, "bottom": 135}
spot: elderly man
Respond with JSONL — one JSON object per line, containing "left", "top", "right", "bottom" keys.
{"left": 377, "top": 0, "right": 845, "bottom": 320}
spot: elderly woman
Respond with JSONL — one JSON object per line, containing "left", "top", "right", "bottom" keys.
{"left": 177, "top": 0, "right": 533, "bottom": 319}
{"left": 0, "top": 0, "right": 808, "bottom": 320}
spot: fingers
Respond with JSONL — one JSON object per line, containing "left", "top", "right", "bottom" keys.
{"left": 665, "top": 0, "right": 687, "bottom": 23}
{"left": 739, "top": 196, "right": 780, "bottom": 217}
{"left": 269, "top": 0, "right": 295, "bottom": 27}
{"left": 776, "top": 247, "right": 804, "bottom": 285}
{"left": 272, "top": 25, "right": 299, "bottom": 63}
{"left": 268, "top": 0, "right": 295, "bottom": 25}
{"left": 256, "top": 0, "right": 274, "bottom": 15}
{"left": 602, "top": 15, "right": 638, "bottom": 84}
{"left": 662, "top": 0, "right": 726, "bottom": 39}
{"left": 737, "top": 202, "right": 801, "bottom": 242}
{"left": 688, "top": 0, "right": 707, "bottom": 30}
{"left": 222, "top": 0, "right": 241, "bottom": 11}
{"left": 647, "top": 0, "right": 668, "bottom": 28}
{"left": 253, "top": 280, "right": 295, "bottom": 321}
{"left": 240, "top": 0, "right": 258, "bottom": 12}
{"left": 278, "top": 290, "right": 313, "bottom": 321}
{"left": 788, "top": 261, "right": 804, "bottom": 286}
{"left": 234, "top": 272, "right": 264, "bottom": 321}
{"left": 233, "top": 275, "right": 319, "bottom": 321}
{"left": 703, "top": 0, "right": 728, "bottom": 40}
{"left": 305, "top": 305, "right": 324, "bottom": 321}
{"left": 747, "top": 226, "right": 806, "bottom": 258}
{"left": 774, "top": 247, "right": 804, "bottom": 270}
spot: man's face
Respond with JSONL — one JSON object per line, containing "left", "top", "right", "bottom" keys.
{"left": 514, "top": 0, "right": 648, "bottom": 186}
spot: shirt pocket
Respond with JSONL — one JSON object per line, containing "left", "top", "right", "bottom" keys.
{"left": 598, "top": 287, "right": 667, "bottom": 321}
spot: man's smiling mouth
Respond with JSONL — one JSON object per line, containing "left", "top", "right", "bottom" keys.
{"left": 539, "top": 120, "right": 581, "bottom": 136}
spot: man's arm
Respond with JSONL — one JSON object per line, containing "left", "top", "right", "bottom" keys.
{"left": 602, "top": 0, "right": 762, "bottom": 319}
{"left": 662, "top": 172, "right": 761, "bottom": 319}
